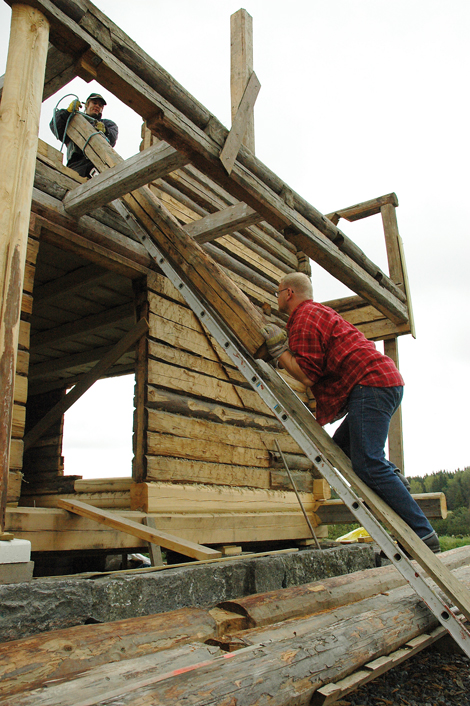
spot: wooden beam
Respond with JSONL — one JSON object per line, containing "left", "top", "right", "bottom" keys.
{"left": 184, "top": 202, "right": 263, "bottom": 244}
{"left": 57, "top": 498, "right": 222, "bottom": 561}
{"left": 30, "top": 301, "right": 135, "bottom": 352}
{"left": 384, "top": 337, "right": 405, "bottom": 473}
{"left": 317, "top": 493, "right": 447, "bottom": 524}
{"left": 326, "top": 193, "right": 399, "bottom": 224}
{"left": 24, "top": 317, "right": 148, "bottom": 451}
{"left": 381, "top": 202, "right": 416, "bottom": 338}
{"left": 230, "top": 9, "right": 255, "bottom": 153}
{"left": 0, "top": 5, "right": 49, "bottom": 531}
{"left": 63, "top": 142, "right": 189, "bottom": 217}
{"left": 221, "top": 71, "right": 261, "bottom": 174}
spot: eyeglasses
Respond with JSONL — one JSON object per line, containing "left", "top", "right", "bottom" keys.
{"left": 275, "top": 288, "right": 289, "bottom": 297}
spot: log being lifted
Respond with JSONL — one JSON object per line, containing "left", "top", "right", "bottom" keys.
{"left": 1, "top": 546, "right": 469, "bottom": 700}
{"left": 64, "top": 113, "right": 267, "bottom": 357}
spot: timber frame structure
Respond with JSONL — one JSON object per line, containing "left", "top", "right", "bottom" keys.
{"left": 1, "top": 0, "right": 434, "bottom": 565}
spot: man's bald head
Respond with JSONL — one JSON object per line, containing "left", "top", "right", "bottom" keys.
{"left": 280, "top": 273, "right": 313, "bottom": 299}
{"left": 277, "top": 273, "right": 313, "bottom": 315}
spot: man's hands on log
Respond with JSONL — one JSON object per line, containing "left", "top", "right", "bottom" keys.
{"left": 261, "top": 324, "right": 289, "bottom": 367}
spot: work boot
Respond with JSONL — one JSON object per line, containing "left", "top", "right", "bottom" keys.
{"left": 422, "top": 530, "right": 441, "bottom": 553}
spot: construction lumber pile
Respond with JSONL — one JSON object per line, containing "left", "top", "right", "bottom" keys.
{"left": 1, "top": 546, "right": 468, "bottom": 705}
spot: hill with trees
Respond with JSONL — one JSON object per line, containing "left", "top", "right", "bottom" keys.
{"left": 409, "top": 467, "right": 470, "bottom": 536}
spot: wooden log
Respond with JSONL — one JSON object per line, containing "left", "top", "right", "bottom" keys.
{"left": 0, "top": 4, "right": 49, "bottom": 531}
{"left": 0, "top": 608, "right": 222, "bottom": 699}
{"left": 13, "top": 564, "right": 470, "bottom": 706}
{"left": 63, "top": 142, "right": 189, "bottom": 217}
{"left": 65, "top": 112, "right": 267, "bottom": 357}
{"left": 130, "top": 482, "right": 319, "bottom": 518}
{"left": 146, "top": 457, "right": 271, "bottom": 489}
{"left": 17, "top": 537, "right": 467, "bottom": 699}
{"left": 185, "top": 202, "right": 262, "bottom": 244}
{"left": 326, "top": 193, "right": 399, "bottom": 224}
{"left": 219, "top": 544, "right": 470, "bottom": 628}
{"left": 316, "top": 493, "right": 447, "bottom": 523}
{"left": 57, "top": 498, "right": 222, "bottom": 560}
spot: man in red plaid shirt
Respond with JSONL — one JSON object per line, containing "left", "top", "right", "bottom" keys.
{"left": 261, "top": 272, "right": 439, "bottom": 552}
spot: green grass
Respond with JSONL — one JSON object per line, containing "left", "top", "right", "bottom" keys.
{"left": 438, "top": 535, "right": 470, "bottom": 551}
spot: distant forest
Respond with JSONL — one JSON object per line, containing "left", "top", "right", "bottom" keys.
{"left": 409, "top": 468, "right": 470, "bottom": 536}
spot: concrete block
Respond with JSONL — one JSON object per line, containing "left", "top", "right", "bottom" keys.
{"left": 0, "top": 561, "right": 34, "bottom": 585}
{"left": 0, "top": 539, "right": 31, "bottom": 564}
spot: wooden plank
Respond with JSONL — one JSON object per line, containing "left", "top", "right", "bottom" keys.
{"left": 0, "top": 4, "right": 49, "bottom": 532}
{"left": 184, "top": 202, "right": 262, "bottom": 244}
{"left": 130, "top": 482, "right": 318, "bottom": 516}
{"left": 63, "top": 141, "right": 189, "bottom": 217}
{"left": 311, "top": 627, "right": 445, "bottom": 705}
{"left": 148, "top": 339, "right": 243, "bottom": 383}
{"left": 24, "top": 318, "right": 149, "bottom": 451}
{"left": 57, "top": 498, "right": 222, "bottom": 560}
{"left": 221, "top": 71, "right": 261, "bottom": 174}
{"left": 230, "top": 9, "right": 255, "bottom": 153}
{"left": 74, "top": 478, "right": 133, "bottom": 493}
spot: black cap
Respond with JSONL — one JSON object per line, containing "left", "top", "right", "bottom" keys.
{"left": 86, "top": 93, "right": 107, "bottom": 105}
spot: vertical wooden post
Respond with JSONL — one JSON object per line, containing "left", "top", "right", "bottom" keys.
{"left": 230, "top": 9, "right": 255, "bottom": 153}
{"left": 381, "top": 202, "right": 413, "bottom": 475}
{"left": 0, "top": 4, "right": 49, "bottom": 531}
{"left": 383, "top": 337, "right": 405, "bottom": 473}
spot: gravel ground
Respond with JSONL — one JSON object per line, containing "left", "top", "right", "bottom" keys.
{"left": 337, "top": 644, "right": 470, "bottom": 706}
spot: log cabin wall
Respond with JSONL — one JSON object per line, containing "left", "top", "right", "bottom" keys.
{"left": 129, "top": 128, "right": 334, "bottom": 538}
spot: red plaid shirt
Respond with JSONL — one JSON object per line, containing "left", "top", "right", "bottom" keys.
{"left": 287, "top": 300, "right": 404, "bottom": 425}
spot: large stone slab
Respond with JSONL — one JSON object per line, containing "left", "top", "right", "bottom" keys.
{"left": 0, "top": 544, "right": 374, "bottom": 642}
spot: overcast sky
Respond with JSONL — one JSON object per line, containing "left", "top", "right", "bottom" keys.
{"left": 1, "top": 1, "right": 469, "bottom": 480}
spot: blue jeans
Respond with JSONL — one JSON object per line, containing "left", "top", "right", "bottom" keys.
{"left": 332, "top": 385, "right": 434, "bottom": 539}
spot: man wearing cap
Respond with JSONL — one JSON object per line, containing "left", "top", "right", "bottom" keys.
{"left": 50, "top": 93, "right": 118, "bottom": 177}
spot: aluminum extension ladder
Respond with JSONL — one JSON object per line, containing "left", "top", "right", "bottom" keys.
{"left": 116, "top": 201, "right": 470, "bottom": 657}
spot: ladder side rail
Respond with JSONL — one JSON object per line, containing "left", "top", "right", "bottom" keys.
{"left": 116, "top": 202, "right": 470, "bottom": 656}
